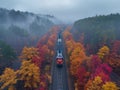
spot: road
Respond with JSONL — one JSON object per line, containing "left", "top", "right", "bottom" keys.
{"left": 51, "top": 31, "right": 69, "bottom": 90}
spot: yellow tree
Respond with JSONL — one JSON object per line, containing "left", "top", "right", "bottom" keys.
{"left": 0, "top": 68, "right": 17, "bottom": 90}
{"left": 18, "top": 60, "right": 40, "bottom": 89}
{"left": 97, "top": 46, "right": 109, "bottom": 59}
{"left": 20, "top": 47, "right": 39, "bottom": 60}
{"left": 85, "top": 76, "right": 103, "bottom": 90}
{"left": 70, "top": 42, "right": 85, "bottom": 61}
{"left": 63, "top": 26, "right": 72, "bottom": 40}
{"left": 102, "top": 82, "right": 119, "bottom": 90}
{"left": 70, "top": 57, "right": 82, "bottom": 76}
{"left": 66, "top": 39, "right": 75, "bottom": 55}
{"left": 70, "top": 43, "right": 86, "bottom": 76}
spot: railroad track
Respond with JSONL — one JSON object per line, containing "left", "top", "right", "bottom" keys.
{"left": 51, "top": 31, "right": 69, "bottom": 90}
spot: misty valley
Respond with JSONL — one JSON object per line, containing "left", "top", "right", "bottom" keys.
{"left": 0, "top": 8, "right": 120, "bottom": 90}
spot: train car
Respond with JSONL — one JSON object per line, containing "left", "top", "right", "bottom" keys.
{"left": 57, "top": 32, "right": 62, "bottom": 44}
{"left": 56, "top": 50, "right": 63, "bottom": 67}
{"left": 58, "top": 38, "right": 62, "bottom": 43}
{"left": 57, "top": 37, "right": 62, "bottom": 45}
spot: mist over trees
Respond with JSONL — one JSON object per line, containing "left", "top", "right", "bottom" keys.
{"left": 0, "top": 8, "right": 55, "bottom": 55}
{"left": 71, "top": 13, "right": 120, "bottom": 54}
{"left": 0, "top": 8, "right": 57, "bottom": 72}
{"left": 0, "top": 40, "right": 17, "bottom": 74}
{"left": 0, "top": 7, "right": 120, "bottom": 89}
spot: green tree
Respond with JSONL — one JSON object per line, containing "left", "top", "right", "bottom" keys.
{"left": 0, "top": 41, "right": 16, "bottom": 69}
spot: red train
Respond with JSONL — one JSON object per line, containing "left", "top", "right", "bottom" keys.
{"left": 56, "top": 50, "right": 63, "bottom": 67}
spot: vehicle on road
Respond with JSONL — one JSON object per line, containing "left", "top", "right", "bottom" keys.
{"left": 56, "top": 50, "right": 63, "bottom": 67}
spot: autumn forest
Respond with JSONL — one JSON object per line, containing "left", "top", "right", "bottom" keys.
{"left": 0, "top": 8, "right": 120, "bottom": 90}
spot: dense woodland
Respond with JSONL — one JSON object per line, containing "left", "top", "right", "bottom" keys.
{"left": 0, "top": 8, "right": 120, "bottom": 90}
{"left": 63, "top": 27, "right": 119, "bottom": 90}
{"left": 72, "top": 14, "right": 120, "bottom": 54}
{"left": 63, "top": 14, "right": 120, "bottom": 90}
{"left": 0, "top": 8, "right": 55, "bottom": 84}
{"left": 0, "top": 8, "right": 54, "bottom": 55}
{"left": 0, "top": 25, "right": 59, "bottom": 90}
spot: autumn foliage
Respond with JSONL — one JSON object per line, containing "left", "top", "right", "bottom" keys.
{"left": 63, "top": 28, "right": 88, "bottom": 89}
{"left": 18, "top": 60, "right": 40, "bottom": 88}
{"left": 102, "top": 82, "right": 118, "bottom": 90}
{"left": 0, "top": 25, "right": 120, "bottom": 90}
{"left": 0, "top": 68, "right": 17, "bottom": 90}
{"left": 70, "top": 43, "right": 86, "bottom": 76}
{"left": 0, "top": 26, "right": 59, "bottom": 90}
{"left": 63, "top": 28, "right": 119, "bottom": 90}
{"left": 97, "top": 45, "right": 110, "bottom": 59}
{"left": 85, "top": 76, "right": 118, "bottom": 90}
{"left": 20, "top": 47, "right": 39, "bottom": 60}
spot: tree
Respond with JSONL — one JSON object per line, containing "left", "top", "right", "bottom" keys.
{"left": 111, "top": 40, "right": 120, "bottom": 57}
{"left": 18, "top": 60, "right": 40, "bottom": 89}
{"left": 76, "top": 67, "right": 89, "bottom": 90}
{"left": 20, "top": 47, "right": 39, "bottom": 60}
{"left": 0, "top": 40, "right": 17, "bottom": 75}
{"left": 63, "top": 28, "right": 74, "bottom": 55}
{"left": 35, "top": 27, "right": 58, "bottom": 90}
{"left": 70, "top": 42, "right": 86, "bottom": 76}
{"left": 63, "top": 26, "right": 72, "bottom": 40}
{"left": 32, "top": 56, "right": 43, "bottom": 67}
{"left": 70, "top": 58, "right": 82, "bottom": 76}
{"left": 91, "top": 63, "right": 112, "bottom": 83}
{"left": 66, "top": 39, "right": 75, "bottom": 55}
{"left": 0, "top": 40, "right": 16, "bottom": 59}
{"left": 88, "top": 55, "right": 102, "bottom": 73}
{"left": 0, "top": 68, "right": 17, "bottom": 90}
{"left": 85, "top": 76, "right": 103, "bottom": 90}
{"left": 97, "top": 46, "right": 109, "bottom": 59}
{"left": 9, "top": 25, "right": 29, "bottom": 37}
{"left": 102, "top": 82, "right": 118, "bottom": 90}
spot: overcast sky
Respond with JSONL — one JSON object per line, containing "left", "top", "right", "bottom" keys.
{"left": 0, "top": 0, "right": 120, "bottom": 23}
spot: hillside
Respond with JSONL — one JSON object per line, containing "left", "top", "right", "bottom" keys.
{"left": 0, "top": 8, "right": 56, "bottom": 36}
{"left": 71, "top": 14, "right": 120, "bottom": 54}
{"left": 0, "top": 8, "right": 55, "bottom": 54}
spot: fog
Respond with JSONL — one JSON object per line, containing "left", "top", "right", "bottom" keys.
{"left": 0, "top": 0, "right": 120, "bottom": 23}
{"left": 0, "top": 8, "right": 54, "bottom": 56}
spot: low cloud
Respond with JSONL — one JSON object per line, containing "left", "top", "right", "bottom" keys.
{"left": 0, "top": 0, "right": 120, "bottom": 23}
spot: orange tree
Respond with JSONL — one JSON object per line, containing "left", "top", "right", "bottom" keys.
{"left": 70, "top": 42, "right": 86, "bottom": 76}
{"left": 63, "top": 29, "right": 87, "bottom": 89}
{"left": 20, "top": 47, "right": 39, "bottom": 60}
{"left": 0, "top": 26, "right": 59, "bottom": 90}
{"left": 18, "top": 60, "right": 40, "bottom": 89}
{"left": 85, "top": 76, "right": 103, "bottom": 90}
{"left": 85, "top": 76, "right": 119, "bottom": 90}
{"left": 0, "top": 68, "right": 17, "bottom": 90}
{"left": 35, "top": 26, "right": 59, "bottom": 90}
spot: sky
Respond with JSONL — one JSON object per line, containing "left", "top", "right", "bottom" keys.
{"left": 0, "top": 0, "right": 120, "bottom": 23}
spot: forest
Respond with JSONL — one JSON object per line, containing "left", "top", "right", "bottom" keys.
{"left": 0, "top": 7, "right": 55, "bottom": 74}
{"left": 0, "top": 8, "right": 120, "bottom": 90}
{"left": 72, "top": 14, "right": 120, "bottom": 54}
{"left": 64, "top": 14, "right": 120, "bottom": 90}
{"left": 0, "top": 8, "right": 54, "bottom": 55}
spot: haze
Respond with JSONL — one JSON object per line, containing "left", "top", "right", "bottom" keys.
{"left": 0, "top": 0, "right": 120, "bottom": 23}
